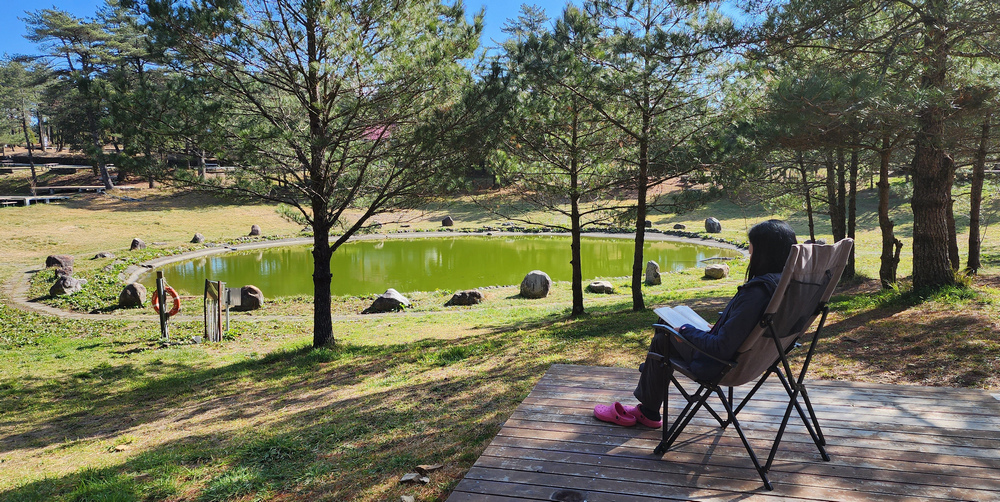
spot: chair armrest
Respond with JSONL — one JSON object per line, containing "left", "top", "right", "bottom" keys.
{"left": 652, "top": 324, "right": 737, "bottom": 367}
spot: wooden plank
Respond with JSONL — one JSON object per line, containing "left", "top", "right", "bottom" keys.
{"left": 495, "top": 421, "right": 1000, "bottom": 475}
{"left": 38, "top": 185, "right": 106, "bottom": 194}
{"left": 512, "top": 402, "right": 1000, "bottom": 458}
{"left": 521, "top": 393, "right": 1000, "bottom": 440}
{"left": 527, "top": 378, "right": 1000, "bottom": 426}
{"left": 470, "top": 452, "right": 994, "bottom": 501}
{"left": 525, "top": 387, "right": 1000, "bottom": 433}
{"left": 480, "top": 441, "right": 1000, "bottom": 493}
{"left": 528, "top": 380, "right": 1000, "bottom": 422}
{"left": 490, "top": 425, "right": 1000, "bottom": 484}
{"left": 457, "top": 466, "right": 817, "bottom": 502}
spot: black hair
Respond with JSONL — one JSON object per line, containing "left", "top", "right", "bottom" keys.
{"left": 746, "top": 219, "right": 797, "bottom": 280}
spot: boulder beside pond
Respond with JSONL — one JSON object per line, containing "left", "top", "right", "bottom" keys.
{"left": 362, "top": 288, "right": 411, "bottom": 314}
{"left": 130, "top": 238, "right": 146, "bottom": 250}
{"left": 249, "top": 225, "right": 262, "bottom": 236}
{"left": 704, "top": 264, "right": 730, "bottom": 280}
{"left": 45, "top": 254, "right": 74, "bottom": 270}
{"left": 587, "top": 280, "right": 615, "bottom": 294}
{"left": 191, "top": 233, "right": 205, "bottom": 244}
{"left": 119, "top": 283, "right": 147, "bottom": 308}
{"left": 645, "top": 261, "right": 661, "bottom": 286}
{"left": 231, "top": 285, "right": 264, "bottom": 311}
{"left": 442, "top": 216, "right": 454, "bottom": 227}
{"left": 704, "top": 217, "right": 722, "bottom": 233}
{"left": 445, "top": 289, "right": 484, "bottom": 306}
{"left": 93, "top": 251, "right": 115, "bottom": 259}
{"left": 520, "top": 270, "right": 551, "bottom": 299}
{"left": 50, "top": 276, "right": 86, "bottom": 296}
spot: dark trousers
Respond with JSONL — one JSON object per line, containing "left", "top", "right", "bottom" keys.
{"left": 633, "top": 327, "right": 694, "bottom": 419}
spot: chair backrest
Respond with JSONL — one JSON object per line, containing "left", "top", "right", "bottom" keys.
{"left": 719, "top": 238, "right": 854, "bottom": 387}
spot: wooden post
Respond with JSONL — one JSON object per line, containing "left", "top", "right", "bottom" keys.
{"left": 216, "top": 281, "right": 224, "bottom": 342}
{"left": 203, "top": 279, "right": 209, "bottom": 340}
{"left": 156, "top": 271, "right": 168, "bottom": 340}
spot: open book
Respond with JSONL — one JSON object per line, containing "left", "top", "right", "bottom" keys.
{"left": 653, "top": 305, "right": 713, "bottom": 332}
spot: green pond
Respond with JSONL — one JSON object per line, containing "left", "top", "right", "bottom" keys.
{"left": 145, "top": 235, "right": 742, "bottom": 297}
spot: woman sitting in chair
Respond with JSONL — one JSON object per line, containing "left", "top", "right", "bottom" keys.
{"left": 595, "top": 219, "right": 798, "bottom": 427}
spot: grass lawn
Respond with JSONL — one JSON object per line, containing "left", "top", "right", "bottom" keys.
{"left": 1, "top": 170, "right": 999, "bottom": 501}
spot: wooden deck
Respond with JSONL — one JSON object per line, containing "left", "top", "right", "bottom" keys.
{"left": 449, "top": 364, "right": 1000, "bottom": 501}
{"left": 35, "top": 185, "right": 106, "bottom": 194}
{"left": 0, "top": 195, "right": 70, "bottom": 206}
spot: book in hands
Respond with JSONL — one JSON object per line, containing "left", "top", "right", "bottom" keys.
{"left": 653, "top": 305, "right": 712, "bottom": 332}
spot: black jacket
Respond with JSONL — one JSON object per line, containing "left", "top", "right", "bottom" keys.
{"left": 679, "top": 272, "right": 781, "bottom": 379}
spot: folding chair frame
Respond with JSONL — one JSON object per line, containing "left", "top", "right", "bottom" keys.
{"left": 651, "top": 302, "right": 833, "bottom": 491}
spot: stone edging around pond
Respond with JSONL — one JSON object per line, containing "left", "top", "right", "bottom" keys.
{"left": 122, "top": 230, "right": 748, "bottom": 286}
{"left": 1, "top": 230, "right": 745, "bottom": 320}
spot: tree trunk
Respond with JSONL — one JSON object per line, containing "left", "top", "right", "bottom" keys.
{"left": 570, "top": 198, "right": 584, "bottom": 317}
{"left": 845, "top": 146, "right": 858, "bottom": 279}
{"left": 144, "top": 144, "right": 155, "bottom": 189}
{"left": 967, "top": 116, "right": 989, "bottom": 274}
{"left": 306, "top": 3, "right": 334, "bottom": 348}
{"left": 35, "top": 109, "right": 46, "bottom": 150}
{"left": 833, "top": 149, "right": 847, "bottom": 242}
{"left": 20, "top": 108, "right": 38, "bottom": 195}
{"left": 877, "top": 138, "right": 900, "bottom": 289}
{"left": 946, "top": 171, "right": 959, "bottom": 272}
{"left": 825, "top": 152, "right": 846, "bottom": 241}
{"left": 88, "top": 115, "right": 114, "bottom": 189}
{"left": 570, "top": 108, "right": 584, "bottom": 317}
{"left": 910, "top": 0, "right": 955, "bottom": 290}
{"left": 631, "top": 114, "right": 650, "bottom": 312}
{"left": 148, "top": 155, "right": 157, "bottom": 189}
{"left": 81, "top": 80, "right": 114, "bottom": 189}
{"left": 797, "top": 152, "right": 816, "bottom": 242}
{"left": 311, "top": 214, "right": 335, "bottom": 348}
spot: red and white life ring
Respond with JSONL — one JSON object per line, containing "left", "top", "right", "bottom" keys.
{"left": 152, "top": 286, "right": 181, "bottom": 317}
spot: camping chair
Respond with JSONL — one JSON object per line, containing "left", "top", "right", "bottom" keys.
{"left": 651, "top": 238, "right": 854, "bottom": 490}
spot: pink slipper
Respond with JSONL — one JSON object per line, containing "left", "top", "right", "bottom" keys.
{"left": 594, "top": 402, "right": 637, "bottom": 426}
{"left": 623, "top": 404, "right": 662, "bottom": 428}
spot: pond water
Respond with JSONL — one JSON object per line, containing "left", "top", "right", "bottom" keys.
{"left": 145, "top": 235, "right": 742, "bottom": 297}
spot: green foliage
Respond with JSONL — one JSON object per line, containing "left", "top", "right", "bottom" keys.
{"left": 275, "top": 204, "right": 308, "bottom": 226}
{"left": 199, "top": 467, "right": 264, "bottom": 502}
{"left": 0, "top": 303, "right": 134, "bottom": 350}
{"left": 831, "top": 283, "right": 981, "bottom": 314}
{"left": 69, "top": 468, "right": 141, "bottom": 502}
{"left": 29, "top": 248, "right": 180, "bottom": 313}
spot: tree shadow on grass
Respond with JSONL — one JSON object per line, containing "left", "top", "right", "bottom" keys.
{"left": 818, "top": 305, "right": 1000, "bottom": 388}
{"left": 805, "top": 283, "right": 1000, "bottom": 387}
{"left": 0, "top": 331, "right": 581, "bottom": 501}
{"left": 59, "top": 186, "right": 266, "bottom": 214}
{"left": 485, "top": 293, "right": 732, "bottom": 336}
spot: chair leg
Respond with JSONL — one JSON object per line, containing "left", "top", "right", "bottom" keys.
{"left": 765, "top": 372, "right": 830, "bottom": 471}
{"left": 656, "top": 385, "right": 712, "bottom": 455}
{"left": 799, "top": 386, "right": 828, "bottom": 448}
{"left": 654, "top": 380, "right": 774, "bottom": 491}
{"left": 673, "top": 373, "right": 727, "bottom": 427}
{"left": 714, "top": 388, "right": 773, "bottom": 491}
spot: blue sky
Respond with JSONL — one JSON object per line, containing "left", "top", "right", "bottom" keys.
{"left": 0, "top": 0, "right": 580, "bottom": 58}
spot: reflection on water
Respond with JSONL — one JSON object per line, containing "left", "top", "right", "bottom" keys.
{"left": 146, "top": 236, "right": 741, "bottom": 297}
